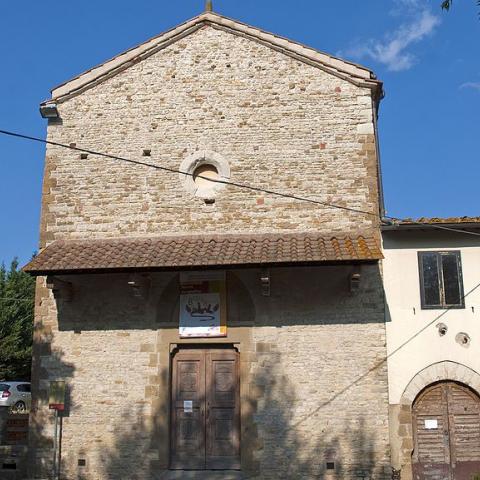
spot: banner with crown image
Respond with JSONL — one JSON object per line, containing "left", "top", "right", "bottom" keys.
{"left": 179, "top": 271, "right": 227, "bottom": 338}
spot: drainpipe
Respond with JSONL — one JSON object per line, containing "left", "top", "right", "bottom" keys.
{"left": 372, "top": 87, "right": 386, "bottom": 220}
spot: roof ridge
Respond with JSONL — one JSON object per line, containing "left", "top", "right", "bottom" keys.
{"left": 45, "top": 11, "right": 381, "bottom": 104}
{"left": 203, "top": 12, "right": 375, "bottom": 76}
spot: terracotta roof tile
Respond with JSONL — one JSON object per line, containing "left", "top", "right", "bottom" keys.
{"left": 398, "top": 217, "right": 480, "bottom": 225}
{"left": 23, "top": 232, "right": 382, "bottom": 275}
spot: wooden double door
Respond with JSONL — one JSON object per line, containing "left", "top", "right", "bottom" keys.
{"left": 170, "top": 347, "right": 240, "bottom": 470}
{"left": 412, "top": 382, "right": 480, "bottom": 480}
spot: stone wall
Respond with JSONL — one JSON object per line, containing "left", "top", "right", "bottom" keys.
{"left": 0, "top": 409, "right": 29, "bottom": 479}
{"left": 29, "top": 265, "right": 390, "bottom": 479}
{"left": 30, "top": 19, "right": 388, "bottom": 480}
{"left": 40, "top": 25, "right": 380, "bottom": 249}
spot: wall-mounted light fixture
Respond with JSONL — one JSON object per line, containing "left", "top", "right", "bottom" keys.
{"left": 46, "top": 276, "right": 73, "bottom": 302}
{"left": 260, "top": 268, "right": 270, "bottom": 297}
{"left": 39, "top": 103, "right": 60, "bottom": 119}
{"left": 349, "top": 266, "right": 361, "bottom": 292}
{"left": 128, "top": 274, "right": 150, "bottom": 299}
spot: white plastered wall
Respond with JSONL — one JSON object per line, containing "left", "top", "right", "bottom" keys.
{"left": 382, "top": 229, "right": 480, "bottom": 405}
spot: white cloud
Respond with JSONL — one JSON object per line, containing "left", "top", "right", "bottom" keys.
{"left": 390, "top": 0, "right": 425, "bottom": 16}
{"left": 396, "top": 0, "right": 422, "bottom": 7}
{"left": 460, "top": 82, "right": 480, "bottom": 92}
{"left": 394, "top": 0, "right": 422, "bottom": 8}
{"left": 345, "top": 9, "right": 441, "bottom": 72}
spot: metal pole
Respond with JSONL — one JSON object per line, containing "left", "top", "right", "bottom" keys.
{"left": 57, "top": 414, "right": 63, "bottom": 480}
{"left": 52, "top": 409, "right": 58, "bottom": 480}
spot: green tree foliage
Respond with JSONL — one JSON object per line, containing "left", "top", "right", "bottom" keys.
{"left": 0, "top": 259, "right": 35, "bottom": 380}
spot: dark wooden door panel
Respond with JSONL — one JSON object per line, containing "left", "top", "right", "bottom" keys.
{"left": 413, "top": 384, "right": 451, "bottom": 479}
{"left": 448, "top": 383, "right": 480, "bottom": 479}
{"left": 413, "top": 382, "right": 480, "bottom": 480}
{"left": 170, "top": 347, "right": 240, "bottom": 471}
{"left": 414, "top": 414, "right": 449, "bottom": 464}
{"left": 171, "top": 409, "right": 205, "bottom": 469}
{"left": 206, "top": 351, "right": 240, "bottom": 470}
{"left": 451, "top": 414, "right": 480, "bottom": 461}
{"left": 170, "top": 352, "right": 206, "bottom": 470}
{"left": 412, "top": 463, "right": 451, "bottom": 480}
{"left": 206, "top": 409, "right": 240, "bottom": 469}
{"left": 413, "top": 385, "right": 450, "bottom": 469}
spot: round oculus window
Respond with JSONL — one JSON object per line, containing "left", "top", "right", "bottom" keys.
{"left": 179, "top": 151, "right": 230, "bottom": 199}
{"left": 193, "top": 164, "right": 219, "bottom": 189}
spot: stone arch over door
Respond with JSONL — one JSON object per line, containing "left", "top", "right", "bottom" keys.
{"left": 402, "top": 361, "right": 480, "bottom": 405}
{"left": 393, "top": 361, "right": 480, "bottom": 480}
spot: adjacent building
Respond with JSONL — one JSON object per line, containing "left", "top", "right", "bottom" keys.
{"left": 382, "top": 218, "right": 480, "bottom": 480}
{"left": 24, "top": 10, "right": 391, "bottom": 480}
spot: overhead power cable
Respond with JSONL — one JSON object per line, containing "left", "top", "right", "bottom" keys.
{"left": 292, "top": 279, "right": 480, "bottom": 426}
{"left": 0, "top": 129, "right": 374, "bottom": 217}
{"left": 1, "top": 129, "right": 479, "bottom": 238}
{"left": 1, "top": 129, "right": 479, "bottom": 431}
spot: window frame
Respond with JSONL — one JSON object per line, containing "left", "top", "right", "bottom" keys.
{"left": 418, "top": 250, "right": 465, "bottom": 310}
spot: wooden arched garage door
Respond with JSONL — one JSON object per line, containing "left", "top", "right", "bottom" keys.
{"left": 412, "top": 381, "right": 480, "bottom": 480}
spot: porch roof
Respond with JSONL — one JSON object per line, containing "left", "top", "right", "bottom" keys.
{"left": 23, "top": 232, "right": 382, "bottom": 275}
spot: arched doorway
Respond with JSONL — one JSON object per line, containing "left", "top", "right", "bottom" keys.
{"left": 412, "top": 381, "right": 480, "bottom": 480}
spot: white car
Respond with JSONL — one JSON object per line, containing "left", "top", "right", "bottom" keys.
{"left": 0, "top": 382, "right": 31, "bottom": 412}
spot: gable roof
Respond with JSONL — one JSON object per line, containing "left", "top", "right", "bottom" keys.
{"left": 44, "top": 11, "right": 382, "bottom": 105}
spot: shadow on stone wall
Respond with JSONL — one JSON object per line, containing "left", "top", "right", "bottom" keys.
{"left": 98, "top": 370, "right": 169, "bottom": 480}
{"left": 86, "top": 352, "right": 389, "bottom": 480}
{"left": 40, "top": 264, "right": 390, "bottom": 478}
{"left": 55, "top": 265, "right": 387, "bottom": 332}
{"left": 98, "top": 404, "right": 154, "bottom": 480}
{"left": 243, "top": 355, "right": 387, "bottom": 480}
{"left": 28, "top": 321, "right": 76, "bottom": 479}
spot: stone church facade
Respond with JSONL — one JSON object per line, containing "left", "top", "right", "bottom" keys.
{"left": 25, "top": 11, "right": 391, "bottom": 480}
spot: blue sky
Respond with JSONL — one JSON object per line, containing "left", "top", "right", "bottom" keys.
{"left": 0, "top": 0, "right": 478, "bottom": 265}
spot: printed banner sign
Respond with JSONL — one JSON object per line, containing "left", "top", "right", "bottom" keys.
{"left": 179, "top": 271, "right": 227, "bottom": 338}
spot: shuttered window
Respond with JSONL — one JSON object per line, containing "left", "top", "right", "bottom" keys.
{"left": 418, "top": 251, "right": 464, "bottom": 309}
